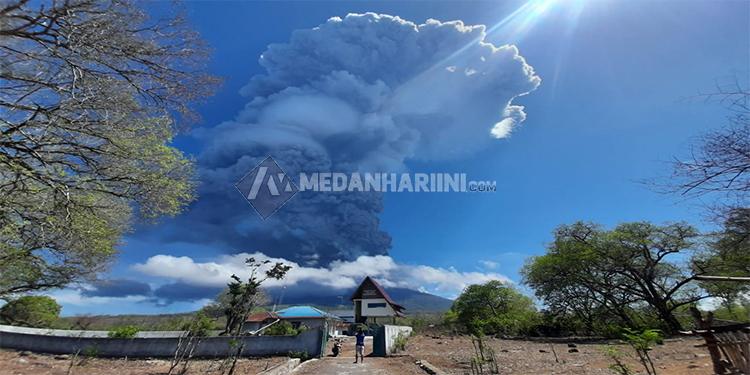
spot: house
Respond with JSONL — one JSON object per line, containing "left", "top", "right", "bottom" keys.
{"left": 329, "top": 309, "right": 355, "bottom": 323}
{"left": 243, "top": 311, "right": 280, "bottom": 332}
{"left": 350, "top": 276, "right": 406, "bottom": 324}
{"left": 243, "top": 306, "right": 343, "bottom": 335}
{"left": 328, "top": 322, "right": 350, "bottom": 336}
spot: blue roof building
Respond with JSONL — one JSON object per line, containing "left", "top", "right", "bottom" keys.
{"left": 243, "top": 305, "right": 344, "bottom": 334}
{"left": 275, "top": 306, "right": 342, "bottom": 320}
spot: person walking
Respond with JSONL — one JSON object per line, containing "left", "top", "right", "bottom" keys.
{"left": 354, "top": 328, "right": 366, "bottom": 363}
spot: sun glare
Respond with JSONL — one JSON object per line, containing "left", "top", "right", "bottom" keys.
{"left": 485, "top": 0, "right": 582, "bottom": 44}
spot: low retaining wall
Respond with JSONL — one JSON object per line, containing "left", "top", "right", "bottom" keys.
{"left": 0, "top": 325, "right": 324, "bottom": 358}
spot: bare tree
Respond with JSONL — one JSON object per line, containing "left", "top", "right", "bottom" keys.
{"left": 651, "top": 75, "right": 749, "bottom": 221}
{"left": 0, "top": 0, "right": 221, "bottom": 298}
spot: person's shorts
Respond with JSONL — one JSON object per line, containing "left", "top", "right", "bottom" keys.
{"left": 355, "top": 345, "right": 364, "bottom": 355}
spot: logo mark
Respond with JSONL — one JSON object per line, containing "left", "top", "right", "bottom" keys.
{"left": 235, "top": 156, "right": 299, "bottom": 220}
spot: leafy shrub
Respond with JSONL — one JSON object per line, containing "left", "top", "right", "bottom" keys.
{"left": 264, "top": 321, "right": 298, "bottom": 336}
{"left": 84, "top": 345, "right": 100, "bottom": 358}
{"left": 181, "top": 311, "right": 214, "bottom": 337}
{"left": 601, "top": 346, "right": 635, "bottom": 375}
{"left": 621, "top": 328, "right": 661, "bottom": 375}
{"left": 394, "top": 331, "right": 410, "bottom": 352}
{"left": 107, "top": 325, "right": 140, "bottom": 338}
{"left": 0, "top": 296, "right": 61, "bottom": 328}
{"left": 288, "top": 350, "right": 309, "bottom": 361}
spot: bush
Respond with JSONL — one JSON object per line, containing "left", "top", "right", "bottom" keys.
{"left": 394, "top": 331, "right": 410, "bottom": 352}
{"left": 601, "top": 346, "right": 635, "bottom": 375}
{"left": 0, "top": 295, "right": 61, "bottom": 328}
{"left": 264, "top": 321, "right": 298, "bottom": 336}
{"left": 107, "top": 325, "right": 140, "bottom": 338}
{"left": 181, "top": 311, "right": 215, "bottom": 337}
{"left": 288, "top": 350, "right": 309, "bottom": 361}
{"left": 621, "top": 328, "right": 661, "bottom": 375}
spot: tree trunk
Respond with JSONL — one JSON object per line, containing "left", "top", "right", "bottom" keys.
{"left": 653, "top": 300, "right": 682, "bottom": 333}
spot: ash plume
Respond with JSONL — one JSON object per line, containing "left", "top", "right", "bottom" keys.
{"left": 156, "top": 13, "right": 541, "bottom": 265}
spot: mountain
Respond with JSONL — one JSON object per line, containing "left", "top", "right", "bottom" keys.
{"left": 268, "top": 287, "right": 453, "bottom": 313}
{"left": 385, "top": 288, "right": 455, "bottom": 312}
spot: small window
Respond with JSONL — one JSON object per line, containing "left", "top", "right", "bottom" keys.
{"left": 367, "top": 303, "right": 386, "bottom": 308}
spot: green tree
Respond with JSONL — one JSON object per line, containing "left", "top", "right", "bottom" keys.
{"left": 202, "top": 288, "right": 270, "bottom": 320}
{"left": 448, "top": 280, "right": 537, "bottom": 335}
{"left": 222, "top": 258, "right": 291, "bottom": 336}
{"left": 702, "top": 208, "right": 750, "bottom": 275}
{"left": 694, "top": 208, "right": 750, "bottom": 312}
{"left": 0, "top": 0, "right": 221, "bottom": 298}
{"left": 522, "top": 221, "right": 707, "bottom": 334}
{"left": 0, "top": 295, "right": 61, "bottom": 327}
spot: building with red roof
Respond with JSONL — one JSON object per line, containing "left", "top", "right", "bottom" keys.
{"left": 349, "top": 276, "right": 406, "bottom": 324}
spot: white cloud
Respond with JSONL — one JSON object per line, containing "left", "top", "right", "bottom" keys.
{"left": 491, "top": 118, "right": 515, "bottom": 138}
{"left": 46, "top": 289, "right": 148, "bottom": 307}
{"left": 480, "top": 260, "right": 500, "bottom": 269}
{"left": 132, "top": 252, "right": 512, "bottom": 298}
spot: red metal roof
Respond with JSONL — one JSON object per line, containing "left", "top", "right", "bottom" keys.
{"left": 349, "top": 276, "right": 406, "bottom": 312}
{"left": 245, "top": 311, "right": 280, "bottom": 322}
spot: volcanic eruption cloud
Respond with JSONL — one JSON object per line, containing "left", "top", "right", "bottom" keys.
{"left": 186, "top": 13, "right": 541, "bottom": 265}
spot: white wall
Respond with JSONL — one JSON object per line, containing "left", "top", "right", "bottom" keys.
{"left": 359, "top": 298, "right": 395, "bottom": 317}
{"left": 327, "top": 325, "right": 346, "bottom": 336}
{"left": 383, "top": 325, "right": 413, "bottom": 355}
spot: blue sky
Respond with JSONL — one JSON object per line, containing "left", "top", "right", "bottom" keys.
{"left": 51, "top": 0, "right": 749, "bottom": 315}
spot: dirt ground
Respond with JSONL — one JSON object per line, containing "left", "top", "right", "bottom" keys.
{"left": 1, "top": 334, "right": 717, "bottom": 375}
{"left": 0, "top": 349, "right": 286, "bottom": 375}
{"left": 293, "top": 356, "right": 425, "bottom": 375}
{"left": 314, "top": 336, "right": 424, "bottom": 375}
{"left": 402, "top": 333, "right": 716, "bottom": 375}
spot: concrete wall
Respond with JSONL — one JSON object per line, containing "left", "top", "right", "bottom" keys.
{"left": 381, "top": 325, "right": 412, "bottom": 356}
{"left": 0, "top": 324, "right": 324, "bottom": 358}
{"left": 0, "top": 325, "right": 184, "bottom": 338}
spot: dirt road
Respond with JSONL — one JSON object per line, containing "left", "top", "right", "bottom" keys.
{"left": 292, "top": 356, "right": 424, "bottom": 375}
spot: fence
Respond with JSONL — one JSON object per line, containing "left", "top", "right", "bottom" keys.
{"left": 692, "top": 323, "right": 750, "bottom": 374}
{"left": 0, "top": 324, "right": 325, "bottom": 358}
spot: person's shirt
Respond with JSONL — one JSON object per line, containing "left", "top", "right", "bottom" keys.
{"left": 355, "top": 333, "right": 365, "bottom": 346}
